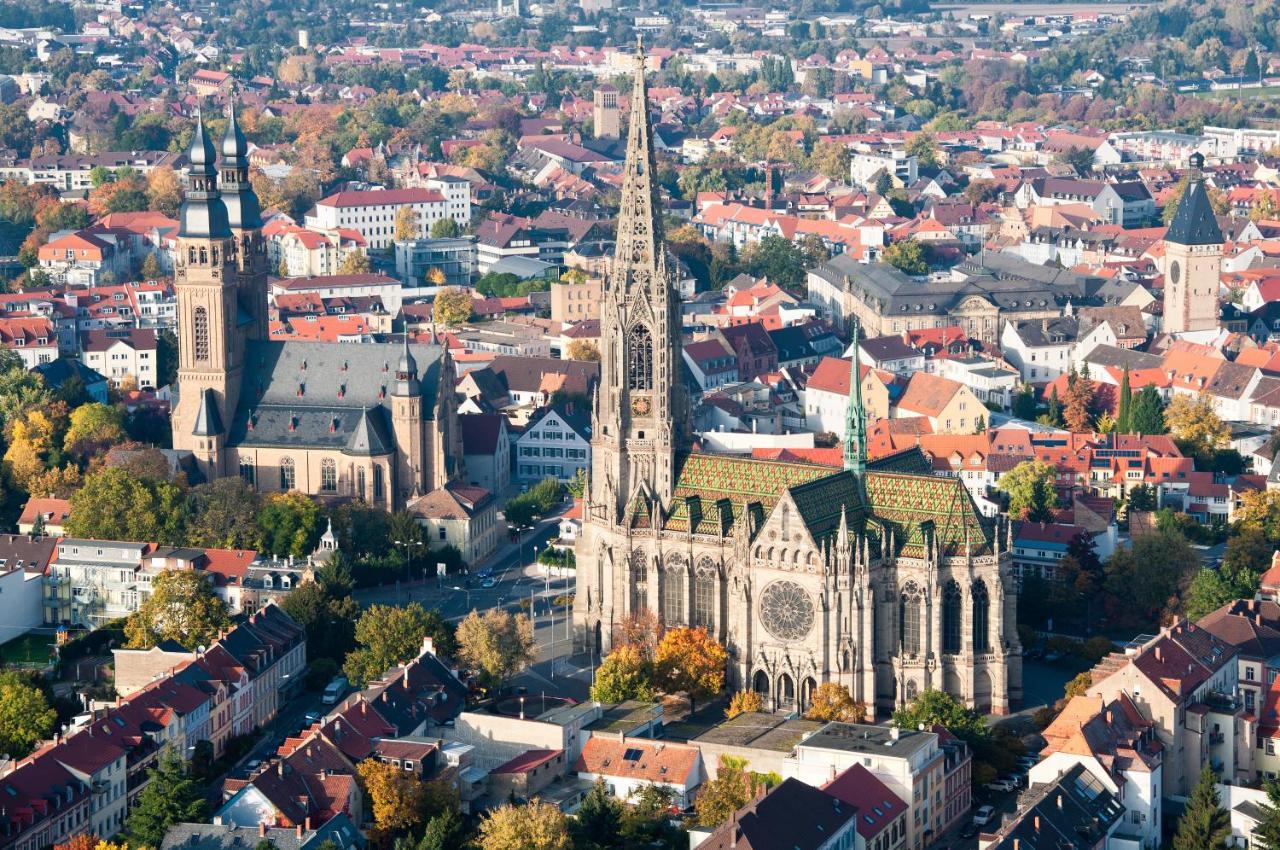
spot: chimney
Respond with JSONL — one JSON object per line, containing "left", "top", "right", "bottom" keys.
{"left": 890, "top": 727, "right": 900, "bottom": 741}
{"left": 278, "top": 761, "right": 284, "bottom": 778}
{"left": 296, "top": 825, "right": 303, "bottom": 839}
{"left": 259, "top": 823, "right": 267, "bottom": 838}
{"left": 1057, "top": 793, "right": 1063, "bottom": 810}
{"left": 1034, "top": 816, "right": 1040, "bottom": 832}
{"left": 305, "top": 817, "right": 312, "bottom": 831}
{"left": 1155, "top": 646, "right": 1162, "bottom": 662}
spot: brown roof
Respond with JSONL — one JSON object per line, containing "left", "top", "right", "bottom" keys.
{"left": 896, "top": 371, "right": 963, "bottom": 417}
{"left": 573, "top": 737, "right": 700, "bottom": 785}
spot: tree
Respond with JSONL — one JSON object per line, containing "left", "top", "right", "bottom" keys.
{"left": 124, "top": 568, "right": 232, "bottom": 649}
{"left": 1172, "top": 766, "right": 1230, "bottom": 850}
{"left": 456, "top": 608, "right": 536, "bottom": 688}
{"left": 997, "top": 459, "right": 1059, "bottom": 523}
{"left": 1252, "top": 777, "right": 1280, "bottom": 850}
{"left": 1064, "top": 672, "right": 1092, "bottom": 700}
{"left": 338, "top": 250, "right": 372, "bottom": 275}
{"left": 433, "top": 287, "right": 472, "bottom": 326}
{"left": 345, "top": 603, "right": 452, "bottom": 686}
{"left": 742, "top": 234, "right": 805, "bottom": 289}
{"left": 63, "top": 402, "right": 126, "bottom": 460}
{"left": 0, "top": 670, "right": 55, "bottom": 758}
{"left": 566, "top": 340, "right": 600, "bottom": 362}
{"left": 280, "top": 577, "right": 360, "bottom": 662}
{"left": 1183, "top": 562, "right": 1261, "bottom": 621}
{"left": 590, "top": 643, "right": 654, "bottom": 703}
{"left": 257, "top": 492, "right": 324, "bottom": 557}
{"left": 695, "top": 756, "right": 762, "bottom": 828}
{"left": 1012, "top": 383, "right": 1038, "bottom": 421}
{"left": 1104, "top": 530, "right": 1202, "bottom": 628}
{"left": 891, "top": 689, "right": 988, "bottom": 743}
{"left": 1116, "top": 367, "right": 1133, "bottom": 433}
{"left": 140, "top": 253, "right": 163, "bottom": 280}
{"left": 145, "top": 166, "right": 182, "bottom": 217}
{"left": 1130, "top": 386, "right": 1166, "bottom": 434}
{"left": 654, "top": 626, "right": 727, "bottom": 712}
{"left": 357, "top": 758, "right": 428, "bottom": 837}
{"left": 430, "top": 217, "right": 461, "bottom": 239}
{"left": 1127, "top": 483, "right": 1157, "bottom": 512}
{"left": 804, "top": 682, "right": 866, "bottom": 722}
{"left": 188, "top": 478, "right": 262, "bottom": 549}
{"left": 1063, "top": 367, "right": 1094, "bottom": 433}
{"left": 905, "top": 131, "right": 939, "bottom": 168}
{"left": 1057, "top": 146, "right": 1095, "bottom": 176}
{"left": 725, "top": 690, "right": 763, "bottom": 719}
{"left": 478, "top": 801, "right": 570, "bottom": 850}
{"left": 53, "top": 836, "right": 98, "bottom": 850}
{"left": 883, "top": 238, "right": 928, "bottom": 275}
{"left": 571, "top": 782, "right": 625, "bottom": 850}
{"left": 1166, "top": 393, "right": 1229, "bottom": 459}
{"left": 395, "top": 207, "right": 420, "bottom": 242}
{"left": 65, "top": 467, "right": 189, "bottom": 544}
{"left": 122, "top": 747, "right": 208, "bottom": 847}
{"left": 1234, "top": 491, "right": 1280, "bottom": 543}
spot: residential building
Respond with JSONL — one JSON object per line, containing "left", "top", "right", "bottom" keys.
{"left": 459, "top": 413, "right": 510, "bottom": 494}
{"left": 893, "top": 372, "right": 986, "bottom": 434}
{"left": 0, "top": 316, "right": 57, "bottom": 367}
{"left": 803, "top": 355, "right": 892, "bottom": 436}
{"left": 694, "top": 778, "right": 862, "bottom": 850}
{"left": 719, "top": 322, "right": 778, "bottom": 382}
{"left": 16, "top": 497, "right": 71, "bottom": 535}
{"left": 79, "top": 327, "right": 158, "bottom": 388}
{"left": 394, "top": 237, "right": 477, "bottom": 287}
{"left": 45, "top": 538, "right": 148, "bottom": 627}
{"left": 407, "top": 484, "right": 502, "bottom": 564}
{"left": 307, "top": 184, "right": 471, "bottom": 251}
{"left": 0, "top": 534, "right": 53, "bottom": 641}
{"left": 514, "top": 405, "right": 591, "bottom": 483}
{"left": 683, "top": 338, "right": 740, "bottom": 392}
{"left": 550, "top": 274, "right": 602, "bottom": 324}
{"left": 857, "top": 335, "right": 926, "bottom": 377}
{"left": 980, "top": 764, "right": 1125, "bottom": 850}
{"left": 574, "top": 737, "right": 703, "bottom": 808}
{"left": 821, "top": 764, "right": 908, "bottom": 850}
{"left": 37, "top": 231, "right": 128, "bottom": 285}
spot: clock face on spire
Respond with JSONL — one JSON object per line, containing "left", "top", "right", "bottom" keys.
{"left": 631, "top": 396, "right": 652, "bottom": 417}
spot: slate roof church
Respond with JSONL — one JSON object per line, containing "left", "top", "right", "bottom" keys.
{"left": 574, "top": 45, "right": 1022, "bottom": 716}
{"left": 170, "top": 108, "right": 461, "bottom": 509}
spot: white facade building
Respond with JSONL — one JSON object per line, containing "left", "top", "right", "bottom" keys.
{"left": 307, "top": 181, "right": 471, "bottom": 250}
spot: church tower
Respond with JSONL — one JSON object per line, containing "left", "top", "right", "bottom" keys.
{"left": 844, "top": 315, "right": 867, "bottom": 479}
{"left": 171, "top": 112, "right": 244, "bottom": 478}
{"left": 1163, "top": 152, "right": 1223, "bottom": 335}
{"left": 219, "top": 101, "right": 270, "bottom": 341}
{"left": 391, "top": 333, "right": 425, "bottom": 502}
{"left": 589, "top": 41, "right": 688, "bottom": 519}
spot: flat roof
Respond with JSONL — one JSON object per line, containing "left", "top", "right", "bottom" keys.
{"left": 583, "top": 700, "right": 663, "bottom": 733}
{"left": 692, "top": 712, "right": 824, "bottom": 751}
{"left": 796, "top": 722, "right": 936, "bottom": 758}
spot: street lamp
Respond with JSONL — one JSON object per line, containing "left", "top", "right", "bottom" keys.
{"left": 394, "top": 538, "right": 424, "bottom": 597}
{"left": 451, "top": 585, "right": 472, "bottom": 612}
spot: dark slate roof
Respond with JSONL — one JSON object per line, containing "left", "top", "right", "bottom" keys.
{"left": 697, "top": 778, "right": 856, "bottom": 850}
{"left": 160, "top": 815, "right": 364, "bottom": 850}
{"left": 1166, "top": 178, "right": 1223, "bottom": 246}
{"left": 192, "top": 387, "right": 224, "bottom": 437}
{"left": 34, "top": 357, "right": 107, "bottom": 388}
{"left": 227, "top": 340, "right": 442, "bottom": 450}
{"left": 346, "top": 406, "right": 394, "bottom": 456}
{"left": 460, "top": 412, "right": 505, "bottom": 455}
{"left": 982, "top": 764, "right": 1124, "bottom": 850}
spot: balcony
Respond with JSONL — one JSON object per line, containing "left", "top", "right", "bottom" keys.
{"left": 1210, "top": 732, "right": 1225, "bottom": 745}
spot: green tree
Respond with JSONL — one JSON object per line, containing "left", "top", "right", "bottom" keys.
{"left": 65, "top": 467, "right": 189, "bottom": 544}
{"left": 1252, "top": 777, "right": 1280, "bottom": 850}
{"left": 122, "top": 747, "right": 209, "bottom": 847}
{"left": 256, "top": 491, "right": 324, "bottom": 557}
{"left": 742, "top": 234, "right": 805, "bottom": 289}
{"left": 0, "top": 670, "right": 55, "bottom": 758}
{"left": 891, "top": 689, "right": 988, "bottom": 743}
{"left": 430, "top": 217, "right": 461, "bottom": 238}
{"left": 695, "top": 756, "right": 762, "bottom": 828}
{"left": 1183, "top": 562, "right": 1261, "bottom": 621}
{"left": 280, "top": 576, "right": 360, "bottom": 662}
{"left": 590, "top": 643, "right": 654, "bottom": 703}
{"left": 1126, "top": 483, "right": 1157, "bottom": 512}
{"left": 456, "top": 608, "right": 536, "bottom": 689}
{"left": 187, "top": 478, "right": 262, "bottom": 549}
{"left": 883, "top": 239, "right": 928, "bottom": 275}
{"left": 1057, "top": 146, "right": 1095, "bottom": 176}
{"left": 124, "top": 568, "right": 232, "bottom": 649}
{"left": 905, "top": 131, "right": 939, "bottom": 168}
{"left": 997, "top": 459, "right": 1059, "bottom": 523}
{"left": 1172, "top": 766, "right": 1230, "bottom": 850}
{"left": 1012, "top": 383, "right": 1038, "bottom": 421}
{"left": 1104, "top": 530, "right": 1201, "bottom": 627}
{"left": 1116, "top": 367, "right": 1133, "bottom": 433}
{"left": 344, "top": 603, "right": 453, "bottom": 685}
{"left": 1130, "top": 386, "right": 1166, "bottom": 434}
{"left": 571, "top": 781, "right": 626, "bottom": 850}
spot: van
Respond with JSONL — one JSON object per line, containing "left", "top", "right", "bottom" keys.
{"left": 321, "top": 676, "right": 349, "bottom": 705}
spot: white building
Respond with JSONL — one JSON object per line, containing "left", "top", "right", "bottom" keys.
{"left": 79, "top": 327, "right": 158, "bottom": 388}
{"left": 0, "top": 316, "right": 58, "bottom": 367}
{"left": 514, "top": 406, "right": 591, "bottom": 483}
{"left": 269, "top": 273, "right": 405, "bottom": 316}
{"left": 307, "top": 181, "right": 471, "bottom": 250}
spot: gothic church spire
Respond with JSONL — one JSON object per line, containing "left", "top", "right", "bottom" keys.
{"left": 611, "top": 38, "right": 663, "bottom": 283}
{"left": 844, "top": 315, "right": 867, "bottom": 477}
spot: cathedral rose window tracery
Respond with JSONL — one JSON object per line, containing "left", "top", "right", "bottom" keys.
{"left": 759, "top": 580, "right": 815, "bottom": 642}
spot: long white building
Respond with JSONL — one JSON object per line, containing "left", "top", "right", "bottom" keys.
{"left": 306, "top": 179, "right": 471, "bottom": 250}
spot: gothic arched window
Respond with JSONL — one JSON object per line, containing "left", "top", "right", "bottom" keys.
{"left": 279, "top": 457, "right": 295, "bottom": 491}
{"left": 900, "top": 583, "right": 922, "bottom": 656}
{"left": 693, "top": 557, "right": 717, "bottom": 628}
{"left": 239, "top": 460, "right": 255, "bottom": 486}
{"left": 373, "top": 465, "right": 384, "bottom": 502}
{"left": 663, "top": 555, "right": 686, "bottom": 625}
{"left": 630, "top": 549, "right": 649, "bottom": 613}
{"left": 320, "top": 458, "right": 337, "bottom": 493}
{"left": 942, "top": 581, "right": 962, "bottom": 655}
{"left": 356, "top": 467, "right": 366, "bottom": 501}
{"left": 972, "top": 580, "right": 990, "bottom": 654}
{"left": 193, "top": 307, "right": 210, "bottom": 362}
{"left": 628, "top": 324, "right": 653, "bottom": 390}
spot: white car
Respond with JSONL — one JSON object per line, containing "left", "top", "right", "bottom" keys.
{"left": 985, "top": 779, "right": 1016, "bottom": 792}
{"left": 973, "top": 805, "right": 996, "bottom": 826}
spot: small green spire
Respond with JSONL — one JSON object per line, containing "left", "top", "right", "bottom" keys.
{"left": 844, "top": 315, "right": 867, "bottom": 478}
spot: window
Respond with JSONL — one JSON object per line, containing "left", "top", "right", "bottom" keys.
{"left": 693, "top": 558, "right": 716, "bottom": 628}
{"left": 972, "top": 580, "right": 990, "bottom": 653}
{"left": 942, "top": 581, "right": 962, "bottom": 654}
{"left": 194, "top": 307, "right": 210, "bottom": 361}
{"left": 239, "top": 460, "right": 255, "bottom": 485}
{"left": 356, "top": 466, "right": 366, "bottom": 501}
{"left": 628, "top": 324, "right": 653, "bottom": 390}
{"left": 900, "top": 584, "right": 922, "bottom": 655}
{"left": 438, "top": 528, "right": 446, "bottom": 541}
{"left": 320, "top": 459, "right": 337, "bottom": 492}
{"left": 374, "top": 465, "right": 383, "bottom": 501}
{"left": 279, "top": 457, "right": 296, "bottom": 490}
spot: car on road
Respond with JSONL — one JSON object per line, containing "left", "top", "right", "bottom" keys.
{"left": 245, "top": 759, "right": 261, "bottom": 773}
{"left": 480, "top": 576, "right": 498, "bottom": 589}
{"left": 476, "top": 566, "right": 494, "bottom": 579}
{"left": 972, "top": 805, "right": 996, "bottom": 827}
{"left": 322, "top": 675, "right": 349, "bottom": 705}
{"left": 985, "top": 779, "right": 1016, "bottom": 793}
{"left": 959, "top": 823, "right": 979, "bottom": 839}
{"left": 304, "top": 710, "right": 322, "bottom": 725}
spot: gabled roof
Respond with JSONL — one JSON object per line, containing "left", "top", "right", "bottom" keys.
{"left": 1165, "top": 178, "right": 1223, "bottom": 247}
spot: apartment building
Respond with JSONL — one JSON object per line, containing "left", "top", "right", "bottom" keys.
{"left": 550, "top": 274, "right": 601, "bottom": 323}
{"left": 394, "top": 236, "right": 477, "bottom": 287}
{"left": 514, "top": 406, "right": 590, "bottom": 483}
{"left": 79, "top": 327, "right": 158, "bottom": 388}
{"left": 0, "top": 316, "right": 58, "bottom": 367}
{"left": 308, "top": 182, "right": 471, "bottom": 250}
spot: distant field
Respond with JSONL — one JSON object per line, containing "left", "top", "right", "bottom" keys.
{"left": 1193, "top": 85, "right": 1280, "bottom": 101}
{"left": 935, "top": 1, "right": 1154, "bottom": 15}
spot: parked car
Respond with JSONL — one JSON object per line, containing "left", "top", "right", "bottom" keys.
{"left": 304, "top": 710, "right": 322, "bottom": 725}
{"left": 480, "top": 576, "right": 498, "bottom": 589}
{"left": 960, "top": 823, "right": 979, "bottom": 839}
{"left": 321, "top": 675, "right": 349, "bottom": 705}
{"left": 985, "top": 780, "right": 1016, "bottom": 793}
{"left": 972, "top": 805, "right": 996, "bottom": 826}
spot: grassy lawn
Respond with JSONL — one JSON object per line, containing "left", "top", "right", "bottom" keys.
{"left": 0, "top": 632, "right": 56, "bottom": 665}
{"left": 1194, "top": 85, "right": 1280, "bottom": 100}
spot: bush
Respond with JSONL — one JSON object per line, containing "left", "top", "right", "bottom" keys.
{"left": 1033, "top": 706, "right": 1056, "bottom": 729}
{"left": 306, "top": 658, "right": 340, "bottom": 691}
{"left": 1080, "top": 636, "right": 1115, "bottom": 663}
{"left": 538, "top": 548, "right": 576, "bottom": 568}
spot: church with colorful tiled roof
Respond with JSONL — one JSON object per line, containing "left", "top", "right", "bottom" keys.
{"left": 573, "top": 44, "right": 1022, "bottom": 716}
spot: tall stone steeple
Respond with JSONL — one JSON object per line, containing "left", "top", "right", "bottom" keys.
{"left": 589, "top": 39, "right": 688, "bottom": 519}
{"left": 219, "top": 96, "right": 270, "bottom": 341}
{"left": 1162, "top": 151, "right": 1223, "bottom": 335}
{"left": 844, "top": 315, "right": 867, "bottom": 478}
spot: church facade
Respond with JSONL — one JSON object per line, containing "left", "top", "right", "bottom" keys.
{"left": 170, "top": 109, "right": 461, "bottom": 509}
{"left": 573, "top": 48, "right": 1022, "bottom": 716}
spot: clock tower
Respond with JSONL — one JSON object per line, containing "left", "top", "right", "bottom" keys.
{"left": 1163, "top": 152, "right": 1223, "bottom": 335}
{"left": 589, "top": 41, "right": 689, "bottom": 519}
